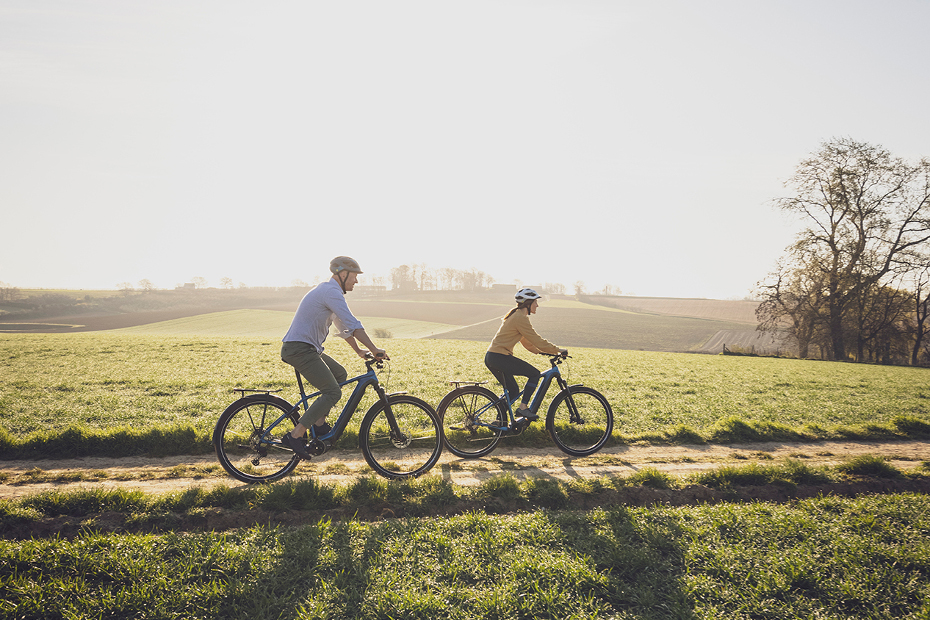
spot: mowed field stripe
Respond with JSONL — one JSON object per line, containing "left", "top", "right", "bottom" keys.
{"left": 110, "top": 309, "right": 461, "bottom": 339}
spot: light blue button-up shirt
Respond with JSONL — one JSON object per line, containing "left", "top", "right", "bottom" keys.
{"left": 282, "top": 278, "right": 365, "bottom": 352}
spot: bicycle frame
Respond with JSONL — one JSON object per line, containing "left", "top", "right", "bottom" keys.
{"left": 520, "top": 362, "right": 567, "bottom": 416}
{"left": 484, "top": 356, "right": 570, "bottom": 429}
{"left": 263, "top": 360, "right": 389, "bottom": 445}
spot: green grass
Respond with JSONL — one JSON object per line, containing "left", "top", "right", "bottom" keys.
{"left": 112, "top": 309, "right": 459, "bottom": 339}
{"left": 2, "top": 458, "right": 925, "bottom": 530}
{"left": 1, "top": 333, "right": 929, "bottom": 458}
{"left": 1, "top": 490, "right": 928, "bottom": 619}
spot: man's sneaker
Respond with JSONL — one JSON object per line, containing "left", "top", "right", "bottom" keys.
{"left": 280, "top": 432, "right": 313, "bottom": 459}
{"left": 312, "top": 421, "right": 332, "bottom": 437}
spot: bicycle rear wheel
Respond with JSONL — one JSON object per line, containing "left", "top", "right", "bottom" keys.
{"left": 213, "top": 394, "right": 300, "bottom": 483}
{"left": 359, "top": 395, "right": 443, "bottom": 479}
{"left": 437, "top": 385, "right": 505, "bottom": 458}
{"left": 546, "top": 386, "right": 613, "bottom": 457}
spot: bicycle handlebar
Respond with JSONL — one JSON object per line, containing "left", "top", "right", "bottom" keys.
{"left": 364, "top": 353, "right": 387, "bottom": 370}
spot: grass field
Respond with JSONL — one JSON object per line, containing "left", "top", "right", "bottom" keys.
{"left": 1, "top": 332, "right": 928, "bottom": 458}
{"left": 111, "top": 309, "right": 460, "bottom": 339}
{"left": 1, "top": 491, "right": 927, "bottom": 619}
{"left": 3, "top": 329, "right": 930, "bottom": 618}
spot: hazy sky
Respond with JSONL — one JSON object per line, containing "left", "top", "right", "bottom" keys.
{"left": 2, "top": 1, "right": 929, "bottom": 299}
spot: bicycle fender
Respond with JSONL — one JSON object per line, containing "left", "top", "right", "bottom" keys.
{"left": 387, "top": 391, "right": 409, "bottom": 397}
{"left": 220, "top": 393, "right": 294, "bottom": 416}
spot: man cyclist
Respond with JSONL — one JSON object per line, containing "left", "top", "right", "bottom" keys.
{"left": 280, "top": 256, "right": 387, "bottom": 459}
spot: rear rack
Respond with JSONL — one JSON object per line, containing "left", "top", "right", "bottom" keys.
{"left": 447, "top": 380, "right": 489, "bottom": 388}
{"left": 233, "top": 387, "right": 284, "bottom": 397}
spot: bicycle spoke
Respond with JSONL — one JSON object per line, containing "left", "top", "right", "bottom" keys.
{"left": 547, "top": 386, "right": 613, "bottom": 457}
{"left": 360, "top": 395, "right": 442, "bottom": 479}
{"left": 213, "top": 395, "right": 300, "bottom": 483}
{"left": 439, "top": 385, "right": 504, "bottom": 458}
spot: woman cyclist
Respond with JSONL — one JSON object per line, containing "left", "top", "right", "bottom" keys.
{"left": 485, "top": 288, "right": 567, "bottom": 421}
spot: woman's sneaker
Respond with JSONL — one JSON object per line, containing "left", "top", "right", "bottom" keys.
{"left": 280, "top": 432, "right": 313, "bottom": 459}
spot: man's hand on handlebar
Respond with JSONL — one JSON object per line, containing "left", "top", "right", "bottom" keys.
{"left": 361, "top": 348, "right": 390, "bottom": 360}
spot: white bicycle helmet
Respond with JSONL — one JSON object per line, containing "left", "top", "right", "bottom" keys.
{"left": 515, "top": 288, "right": 541, "bottom": 303}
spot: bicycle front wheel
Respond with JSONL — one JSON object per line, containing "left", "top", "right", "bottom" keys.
{"left": 546, "top": 386, "right": 613, "bottom": 457}
{"left": 359, "top": 395, "right": 443, "bottom": 479}
{"left": 437, "top": 385, "right": 504, "bottom": 458}
{"left": 213, "top": 394, "right": 300, "bottom": 483}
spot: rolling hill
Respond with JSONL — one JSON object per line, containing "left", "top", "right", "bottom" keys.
{"left": 1, "top": 290, "right": 778, "bottom": 354}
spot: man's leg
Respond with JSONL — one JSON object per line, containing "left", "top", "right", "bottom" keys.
{"left": 281, "top": 342, "right": 342, "bottom": 428}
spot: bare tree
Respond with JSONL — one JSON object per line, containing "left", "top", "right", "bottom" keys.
{"left": 906, "top": 258, "right": 930, "bottom": 365}
{"left": 756, "top": 257, "right": 826, "bottom": 359}
{"left": 438, "top": 268, "right": 456, "bottom": 290}
{"left": 138, "top": 279, "right": 155, "bottom": 292}
{"left": 0, "top": 281, "right": 20, "bottom": 301}
{"left": 390, "top": 265, "right": 416, "bottom": 291}
{"left": 190, "top": 276, "right": 208, "bottom": 289}
{"left": 772, "top": 138, "right": 930, "bottom": 360}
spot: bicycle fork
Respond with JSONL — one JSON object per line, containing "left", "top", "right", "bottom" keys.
{"left": 372, "top": 382, "right": 408, "bottom": 445}
{"left": 555, "top": 376, "right": 585, "bottom": 425}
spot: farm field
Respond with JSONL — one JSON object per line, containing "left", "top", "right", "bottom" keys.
{"left": 111, "top": 309, "right": 460, "bottom": 339}
{"left": 583, "top": 295, "right": 760, "bottom": 323}
{"left": 1, "top": 290, "right": 768, "bottom": 353}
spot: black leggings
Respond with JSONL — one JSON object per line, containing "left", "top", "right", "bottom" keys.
{"left": 484, "top": 352, "right": 541, "bottom": 405}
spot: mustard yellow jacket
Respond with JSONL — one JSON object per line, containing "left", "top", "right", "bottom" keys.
{"left": 487, "top": 309, "right": 561, "bottom": 356}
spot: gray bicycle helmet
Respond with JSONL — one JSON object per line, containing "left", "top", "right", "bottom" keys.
{"left": 330, "top": 256, "right": 363, "bottom": 275}
{"left": 515, "top": 288, "right": 541, "bottom": 303}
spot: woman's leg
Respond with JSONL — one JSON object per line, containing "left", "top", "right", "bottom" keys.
{"left": 484, "top": 352, "right": 541, "bottom": 405}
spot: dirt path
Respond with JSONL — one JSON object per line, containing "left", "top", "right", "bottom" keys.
{"left": 2, "top": 440, "right": 927, "bottom": 500}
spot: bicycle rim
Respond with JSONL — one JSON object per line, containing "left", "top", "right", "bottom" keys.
{"left": 438, "top": 385, "right": 504, "bottom": 458}
{"left": 213, "top": 394, "right": 300, "bottom": 483}
{"left": 546, "top": 386, "right": 613, "bottom": 457}
{"left": 359, "top": 395, "right": 442, "bottom": 479}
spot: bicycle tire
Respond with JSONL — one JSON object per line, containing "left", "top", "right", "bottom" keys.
{"left": 437, "top": 385, "right": 505, "bottom": 458}
{"left": 359, "top": 394, "right": 443, "bottom": 479}
{"left": 213, "top": 393, "right": 301, "bottom": 483}
{"left": 546, "top": 385, "right": 613, "bottom": 457}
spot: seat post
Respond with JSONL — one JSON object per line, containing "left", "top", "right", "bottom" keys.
{"left": 295, "top": 369, "right": 307, "bottom": 399}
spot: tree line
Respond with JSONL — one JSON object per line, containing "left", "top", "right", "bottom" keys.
{"left": 755, "top": 138, "right": 930, "bottom": 365}
{"left": 383, "top": 264, "right": 622, "bottom": 297}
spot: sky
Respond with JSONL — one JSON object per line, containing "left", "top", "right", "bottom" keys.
{"left": 2, "top": 0, "right": 929, "bottom": 300}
